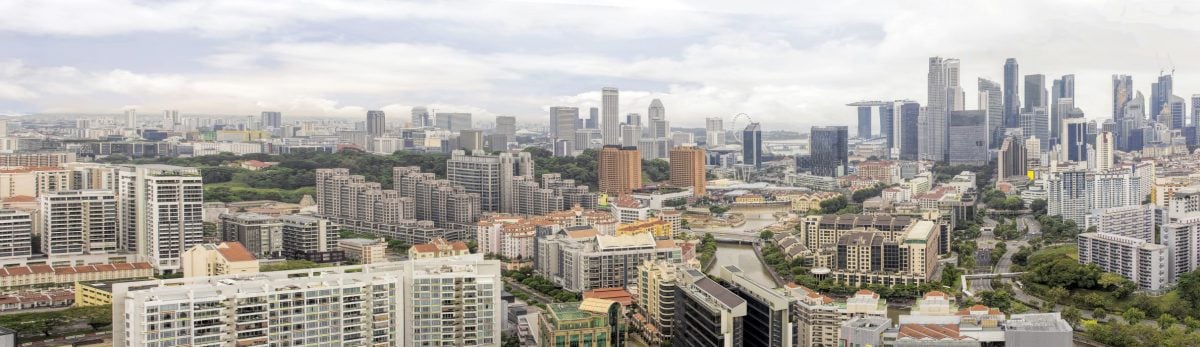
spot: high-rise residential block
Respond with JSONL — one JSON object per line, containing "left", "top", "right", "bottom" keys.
{"left": 366, "top": 110, "right": 386, "bottom": 137}
{"left": 447, "top": 150, "right": 533, "bottom": 213}
{"left": 0, "top": 152, "right": 76, "bottom": 167}
{"left": 810, "top": 126, "right": 848, "bottom": 177}
{"left": 317, "top": 167, "right": 474, "bottom": 243}
{"left": 281, "top": 214, "right": 341, "bottom": 262}
{"left": 1096, "top": 131, "right": 1114, "bottom": 171}
{"left": 260, "top": 111, "right": 282, "bottom": 128}
{"left": 220, "top": 212, "right": 284, "bottom": 259}
{"left": 669, "top": 146, "right": 706, "bottom": 197}
{"left": 118, "top": 165, "right": 204, "bottom": 274}
{"left": 602, "top": 87, "right": 620, "bottom": 145}
{"left": 536, "top": 232, "right": 681, "bottom": 292}
{"left": 38, "top": 190, "right": 118, "bottom": 256}
{"left": 1078, "top": 232, "right": 1168, "bottom": 291}
{"left": 598, "top": 145, "right": 642, "bottom": 197}
{"left": 0, "top": 209, "right": 32, "bottom": 258}
{"left": 1088, "top": 205, "right": 1154, "bottom": 242}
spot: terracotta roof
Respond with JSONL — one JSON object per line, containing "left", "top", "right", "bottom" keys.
{"left": 898, "top": 324, "right": 966, "bottom": 340}
{"left": 410, "top": 243, "right": 439, "bottom": 253}
{"left": 566, "top": 229, "right": 598, "bottom": 239}
{"left": 582, "top": 288, "right": 634, "bottom": 307}
{"left": 216, "top": 242, "right": 257, "bottom": 262}
{"left": 3, "top": 195, "right": 35, "bottom": 203}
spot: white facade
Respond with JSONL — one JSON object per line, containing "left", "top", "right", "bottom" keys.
{"left": 38, "top": 190, "right": 119, "bottom": 256}
{"left": 1078, "top": 232, "right": 1169, "bottom": 291}
{"left": 0, "top": 209, "right": 32, "bottom": 259}
{"left": 118, "top": 165, "right": 205, "bottom": 274}
{"left": 602, "top": 87, "right": 620, "bottom": 146}
{"left": 1086, "top": 205, "right": 1154, "bottom": 243}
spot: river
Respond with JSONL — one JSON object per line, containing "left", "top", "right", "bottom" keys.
{"left": 707, "top": 243, "right": 776, "bottom": 287}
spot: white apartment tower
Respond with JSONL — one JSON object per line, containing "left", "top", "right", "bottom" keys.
{"left": 1096, "top": 131, "right": 1114, "bottom": 171}
{"left": 0, "top": 209, "right": 32, "bottom": 258}
{"left": 119, "top": 165, "right": 205, "bottom": 274}
{"left": 38, "top": 190, "right": 119, "bottom": 256}
{"left": 602, "top": 87, "right": 621, "bottom": 145}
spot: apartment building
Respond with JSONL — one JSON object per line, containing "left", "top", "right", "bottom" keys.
{"left": 37, "top": 190, "right": 118, "bottom": 256}
{"left": 669, "top": 146, "right": 706, "bottom": 197}
{"left": 219, "top": 212, "right": 283, "bottom": 259}
{"left": 408, "top": 237, "right": 470, "bottom": 259}
{"left": 181, "top": 242, "right": 259, "bottom": 278}
{"left": 0, "top": 152, "right": 76, "bottom": 167}
{"left": 789, "top": 285, "right": 887, "bottom": 347}
{"left": 316, "top": 167, "right": 472, "bottom": 243}
{"left": 1078, "top": 232, "right": 1169, "bottom": 291}
{"left": 0, "top": 209, "right": 32, "bottom": 258}
{"left": 537, "top": 232, "right": 682, "bottom": 292}
{"left": 446, "top": 150, "right": 533, "bottom": 213}
{"left": 831, "top": 221, "right": 940, "bottom": 286}
{"left": 280, "top": 214, "right": 342, "bottom": 262}
{"left": 672, "top": 266, "right": 747, "bottom": 347}
{"left": 118, "top": 165, "right": 205, "bottom": 274}
{"left": 598, "top": 145, "right": 642, "bottom": 197}
{"left": 633, "top": 260, "right": 678, "bottom": 344}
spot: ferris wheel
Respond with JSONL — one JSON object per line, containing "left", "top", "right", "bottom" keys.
{"left": 728, "top": 113, "right": 753, "bottom": 143}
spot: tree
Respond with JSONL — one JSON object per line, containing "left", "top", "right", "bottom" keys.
{"left": 1178, "top": 269, "right": 1200, "bottom": 312}
{"left": 1184, "top": 316, "right": 1200, "bottom": 332}
{"left": 1160, "top": 313, "right": 1179, "bottom": 330}
{"left": 1030, "top": 199, "right": 1047, "bottom": 216}
{"left": 1123, "top": 307, "right": 1147, "bottom": 324}
{"left": 1093, "top": 307, "right": 1107, "bottom": 320}
{"left": 819, "top": 196, "right": 849, "bottom": 214}
{"left": 1062, "top": 307, "right": 1082, "bottom": 327}
{"left": 1044, "top": 286, "right": 1069, "bottom": 304}
{"left": 759, "top": 230, "right": 774, "bottom": 240}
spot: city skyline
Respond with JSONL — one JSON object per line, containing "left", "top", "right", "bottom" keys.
{"left": 3, "top": 1, "right": 1200, "bottom": 130}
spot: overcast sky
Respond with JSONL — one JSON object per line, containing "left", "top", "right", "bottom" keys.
{"left": 3, "top": 0, "right": 1199, "bottom": 131}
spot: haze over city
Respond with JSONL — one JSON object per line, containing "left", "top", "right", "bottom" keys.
{"left": 4, "top": 0, "right": 1200, "bottom": 129}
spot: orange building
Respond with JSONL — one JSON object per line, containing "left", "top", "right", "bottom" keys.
{"left": 669, "top": 146, "right": 706, "bottom": 197}
{"left": 598, "top": 145, "right": 642, "bottom": 197}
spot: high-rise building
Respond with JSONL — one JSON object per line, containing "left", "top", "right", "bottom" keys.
{"left": 634, "top": 260, "right": 679, "bottom": 342}
{"left": 436, "top": 112, "right": 473, "bottom": 131}
{"left": 38, "top": 190, "right": 118, "bottom": 256}
{"left": 118, "top": 165, "right": 205, "bottom": 274}
{"left": 113, "top": 256, "right": 502, "bottom": 347}
{"left": 1096, "top": 131, "right": 1115, "bottom": 171}
{"left": 669, "top": 146, "right": 706, "bottom": 197}
{"left": 945, "top": 59, "right": 964, "bottom": 112}
{"left": 857, "top": 106, "right": 872, "bottom": 138}
{"left": 879, "top": 103, "right": 895, "bottom": 149}
{"left": 673, "top": 266, "right": 747, "bottom": 346}
{"left": 947, "top": 110, "right": 987, "bottom": 165}
{"left": 831, "top": 221, "right": 940, "bottom": 286}
{"left": 1020, "top": 107, "right": 1049, "bottom": 152}
{"left": 598, "top": 145, "right": 642, "bottom": 197}
{"left": 1063, "top": 118, "right": 1089, "bottom": 162}
{"left": 411, "top": 106, "right": 430, "bottom": 127}
{"left": 459, "top": 129, "right": 484, "bottom": 151}
{"left": 622, "top": 124, "right": 642, "bottom": 148}
{"left": 1089, "top": 205, "right": 1155, "bottom": 242}
{"left": 536, "top": 232, "right": 681, "bottom": 292}
{"left": 494, "top": 115, "right": 516, "bottom": 137}
{"left": 281, "top": 214, "right": 341, "bottom": 262}
{"left": 997, "top": 135, "right": 1027, "bottom": 180}
{"left": 1168, "top": 95, "right": 1186, "bottom": 129}
{"left": 743, "top": 123, "right": 763, "bottom": 168}
{"left": 541, "top": 300, "right": 625, "bottom": 347}
{"left": 719, "top": 266, "right": 795, "bottom": 347}
{"left": 705, "top": 117, "right": 725, "bottom": 147}
{"left": 1192, "top": 94, "right": 1200, "bottom": 129}
{"left": 587, "top": 107, "right": 600, "bottom": 129}
{"left": 1078, "top": 232, "right": 1168, "bottom": 291}
{"left": 1051, "top": 98, "right": 1075, "bottom": 142}
{"left": 811, "top": 126, "right": 848, "bottom": 177}
{"left": 1152, "top": 73, "right": 1174, "bottom": 121}
{"left": 648, "top": 99, "right": 667, "bottom": 138}
{"left": 0, "top": 209, "right": 32, "bottom": 258}
{"left": 260, "top": 111, "right": 282, "bottom": 128}
{"left": 366, "top": 110, "right": 386, "bottom": 136}
{"left": 447, "top": 150, "right": 534, "bottom": 213}
{"left": 0, "top": 152, "right": 76, "bottom": 167}
{"left": 979, "top": 78, "right": 1004, "bottom": 149}
{"left": 124, "top": 108, "right": 137, "bottom": 128}
{"left": 1113, "top": 75, "right": 1134, "bottom": 122}
{"left": 602, "top": 87, "right": 621, "bottom": 145}
{"left": 1003, "top": 58, "right": 1021, "bottom": 128}
{"left": 549, "top": 106, "right": 579, "bottom": 141}
{"left": 924, "top": 57, "right": 950, "bottom": 162}
{"left": 898, "top": 102, "right": 920, "bottom": 161}
{"left": 219, "top": 212, "right": 284, "bottom": 259}
{"left": 1023, "top": 74, "right": 1047, "bottom": 112}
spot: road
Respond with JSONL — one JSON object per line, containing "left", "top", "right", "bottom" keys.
{"left": 503, "top": 278, "right": 555, "bottom": 304}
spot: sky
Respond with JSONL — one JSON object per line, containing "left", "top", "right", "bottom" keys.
{"left": 2, "top": 0, "right": 1200, "bottom": 131}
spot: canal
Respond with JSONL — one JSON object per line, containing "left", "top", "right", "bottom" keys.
{"left": 707, "top": 243, "right": 776, "bottom": 287}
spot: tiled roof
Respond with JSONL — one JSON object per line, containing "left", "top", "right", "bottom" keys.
{"left": 898, "top": 324, "right": 967, "bottom": 340}
{"left": 216, "top": 242, "right": 257, "bottom": 262}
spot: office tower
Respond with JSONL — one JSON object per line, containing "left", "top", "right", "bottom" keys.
{"left": 719, "top": 266, "right": 794, "bottom": 347}
{"left": 602, "top": 87, "right": 620, "bottom": 145}
{"left": 705, "top": 117, "right": 725, "bottom": 147}
{"left": 671, "top": 132, "right": 695, "bottom": 146}
{"left": 1051, "top": 98, "right": 1074, "bottom": 142}
{"left": 898, "top": 102, "right": 920, "bottom": 160}
{"left": 997, "top": 135, "right": 1027, "bottom": 180}
{"left": 260, "top": 111, "right": 281, "bottom": 128}
{"left": 947, "top": 110, "right": 987, "bottom": 165}
{"left": 124, "top": 108, "right": 137, "bottom": 128}
{"left": 447, "top": 150, "right": 533, "bottom": 213}
{"left": 648, "top": 99, "right": 667, "bottom": 137}
{"left": 118, "top": 165, "right": 204, "bottom": 274}
{"left": 598, "top": 145, "right": 642, "bottom": 197}
{"left": 979, "top": 78, "right": 1003, "bottom": 149}
{"left": 113, "top": 256, "right": 502, "bottom": 347}
{"left": 743, "top": 123, "right": 763, "bottom": 168}
{"left": 494, "top": 115, "right": 515, "bottom": 138}
{"left": 1003, "top": 58, "right": 1021, "bottom": 127}
{"left": 673, "top": 266, "right": 747, "bottom": 347}
{"left": 1078, "top": 232, "right": 1168, "bottom": 291}
{"left": 162, "top": 110, "right": 180, "bottom": 130}
{"left": 411, "top": 106, "right": 430, "bottom": 127}
{"left": 626, "top": 113, "right": 642, "bottom": 128}
{"left": 924, "top": 57, "right": 950, "bottom": 162}
{"left": 587, "top": 107, "right": 599, "bottom": 129}
{"left": 857, "top": 106, "right": 872, "bottom": 138}
{"left": 536, "top": 232, "right": 681, "bottom": 292}
{"left": 1096, "top": 131, "right": 1114, "bottom": 171}
{"left": 549, "top": 106, "right": 579, "bottom": 141}
{"left": 38, "top": 190, "right": 118, "bottom": 256}
{"left": 810, "top": 126, "right": 848, "bottom": 177}
{"left": 280, "top": 215, "right": 341, "bottom": 262}
{"left": 945, "top": 59, "right": 964, "bottom": 111}
{"left": 574, "top": 129, "right": 603, "bottom": 150}
{"left": 622, "top": 124, "right": 642, "bottom": 147}
{"left": 219, "top": 212, "right": 283, "bottom": 259}
{"left": 1023, "top": 74, "right": 1047, "bottom": 112}
{"left": 1113, "top": 75, "right": 1134, "bottom": 121}
{"left": 669, "top": 146, "right": 706, "bottom": 197}
{"left": 1019, "top": 107, "right": 1049, "bottom": 152}
{"left": 365, "top": 110, "right": 386, "bottom": 136}
{"left": 541, "top": 300, "right": 625, "bottom": 347}
{"left": 0, "top": 209, "right": 32, "bottom": 258}
{"left": 1119, "top": 91, "right": 1148, "bottom": 151}
{"left": 1051, "top": 75, "right": 1075, "bottom": 139}
{"left": 435, "top": 112, "right": 473, "bottom": 131}
{"left": 1152, "top": 73, "right": 1174, "bottom": 121}
{"left": 459, "top": 129, "right": 484, "bottom": 151}
{"left": 1168, "top": 95, "right": 1186, "bottom": 129}
{"left": 879, "top": 103, "right": 895, "bottom": 149}
{"left": 1063, "top": 118, "right": 1089, "bottom": 162}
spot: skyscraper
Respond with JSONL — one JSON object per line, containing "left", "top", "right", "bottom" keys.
{"left": 669, "top": 146, "right": 706, "bottom": 197}
{"left": 124, "top": 108, "right": 137, "bottom": 128}
{"left": 1152, "top": 73, "right": 1174, "bottom": 121}
{"left": 705, "top": 117, "right": 725, "bottom": 147}
{"left": 587, "top": 107, "right": 599, "bottom": 129}
{"left": 1096, "top": 131, "right": 1114, "bottom": 171}
{"left": 879, "top": 103, "right": 895, "bottom": 149}
{"left": 648, "top": 99, "right": 667, "bottom": 138}
{"left": 1004, "top": 58, "right": 1021, "bottom": 128}
{"left": 1052, "top": 98, "right": 1074, "bottom": 141}
{"left": 1064, "top": 118, "right": 1089, "bottom": 162}
{"left": 260, "top": 111, "right": 282, "bottom": 128}
{"left": 1113, "top": 75, "right": 1134, "bottom": 121}
{"left": 742, "top": 123, "right": 763, "bottom": 169}
{"left": 898, "top": 102, "right": 920, "bottom": 161}
{"left": 447, "top": 151, "right": 533, "bottom": 213}
{"left": 411, "top": 106, "right": 430, "bottom": 127}
{"left": 948, "top": 110, "right": 988, "bottom": 165}
{"left": 945, "top": 58, "right": 965, "bottom": 111}
{"left": 1023, "top": 74, "right": 1047, "bottom": 111}
{"left": 979, "top": 78, "right": 1004, "bottom": 149}
{"left": 924, "top": 57, "right": 950, "bottom": 162}
{"left": 598, "top": 145, "right": 642, "bottom": 197}
{"left": 366, "top": 110, "right": 386, "bottom": 136}
{"left": 602, "top": 87, "right": 620, "bottom": 145}
{"left": 997, "top": 135, "right": 1027, "bottom": 180}
{"left": 494, "top": 115, "right": 516, "bottom": 137}
{"left": 1168, "top": 95, "right": 1186, "bottom": 129}
{"left": 1191, "top": 94, "right": 1200, "bottom": 129}
{"left": 435, "top": 112, "right": 472, "bottom": 131}
{"left": 1050, "top": 75, "right": 1075, "bottom": 141}
{"left": 810, "top": 126, "right": 848, "bottom": 177}
{"left": 119, "top": 165, "right": 204, "bottom": 274}
{"left": 549, "top": 106, "right": 579, "bottom": 141}
{"left": 622, "top": 124, "right": 642, "bottom": 147}
{"left": 1020, "top": 107, "right": 1050, "bottom": 152}
{"left": 857, "top": 106, "right": 872, "bottom": 138}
